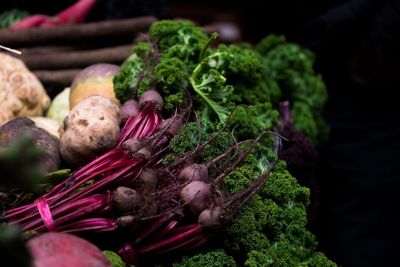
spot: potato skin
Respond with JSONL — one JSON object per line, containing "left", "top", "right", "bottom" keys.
{"left": 60, "top": 95, "right": 120, "bottom": 167}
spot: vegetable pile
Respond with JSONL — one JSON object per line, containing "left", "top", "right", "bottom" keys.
{"left": 0, "top": 19, "right": 335, "bottom": 267}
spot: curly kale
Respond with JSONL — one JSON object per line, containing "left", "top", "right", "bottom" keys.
{"left": 173, "top": 249, "right": 237, "bottom": 267}
{"left": 155, "top": 57, "right": 187, "bottom": 111}
{"left": 245, "top": 241, "right": 336, "bottom": 267}
{"left": 220, "top": 154, "right": 332, "bottom": 266}
{"left": 258, "top": 41, "right": 315, "bottom": 77}
{"left": 260, "top": 162, "right": 310, "bottom": 207}
{"left": 255, "top": 35, "right": 328, "bottom": 145}
{"left": 103, "top": 251, "right": 125, "bottom": 267}
{"left": 113, "top": 43, "right": 153, "bottom": 103}
{"left": 255, "top": 35, "right": 286, "bottom": 56}
{"left": 190, "top": 59, "right": 234, "bottom": 123}
{"left": 149, "top": 20, "right": 209, "bottom": 69}
{"left": 114, "top": 43, "right": 188, "bottom": 111}
{"left": 163, "top": 119, "right": 233, "bottom": 165}
{"left": 277, "top": 103, "right": 321, "bottom": 218}
{"left": 208, "top": 44, "right": 269, "bottom": 105}
{"left": 224, "top": 195, "right": 271, "bottom": 253}
{"left": 299, "top": 252, "right": 337, "bottom": 267}
{"left": 111, "top": 21, "right": 334, "bottom": 267}
{"left": 0, "top": 9, "right": 29, "bottom": 29}
{"left": 228, "top": 103, "right": 279, "bottom": 140}
{"left": 290, "top": 101, "right": 319, "bottom": 144}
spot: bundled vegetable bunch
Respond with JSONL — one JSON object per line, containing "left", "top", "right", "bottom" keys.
{"left": 0, "top": 19, "right": 334, "bottom": 266}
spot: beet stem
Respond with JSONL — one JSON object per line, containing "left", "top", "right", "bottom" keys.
{"left": 138, "top": 224, "right": 203, "bottom": 254}
{"left": 132, "top": 212, "right": 175, "bottom": 245}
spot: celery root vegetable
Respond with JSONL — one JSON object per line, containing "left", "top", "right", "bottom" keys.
{"left": 60, "top": 95, "right": 120, "bottom": 167}
{"left": 0, "top": 52, "right": 50, "bottom": 126}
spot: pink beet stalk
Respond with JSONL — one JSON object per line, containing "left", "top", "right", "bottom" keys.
{"left": 138, "top": 224, "right": 204, "bottom": 254}
{"left": 15, "top": 193, "right": 112, "bottom": 232}
{"left": 10, "top": 14, "right": 49, "bottom": 29}
{"left": 41, "top": 0, "right": 97, "bottom": 27}
{"left": 117, "top": 104, "right": 162, "bottom": 145}
{"left": 59, "top": 218, "right": 118, "bottom": 233}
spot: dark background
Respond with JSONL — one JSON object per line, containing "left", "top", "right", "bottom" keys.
{"left": 0, "top": 0, "right": 333, "bottom": 42}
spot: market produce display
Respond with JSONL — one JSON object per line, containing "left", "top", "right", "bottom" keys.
{"left": 0, "top": 19, "right": 336, "bottom": 266}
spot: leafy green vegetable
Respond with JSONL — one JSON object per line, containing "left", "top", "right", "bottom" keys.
{"left": 113, "top": 53, "right": 148, "bottom": 103}
{"left": 256, "top": 35, "right": 328, "bottom": 145}
{"left": 0, "top": 224, "right": 32, "bottom": 267}
{"left": 149, "top": 20, "right": 209, "bottom": 70}
{"left": 155, "top": 57, "right": 187, "bottom": 111}
{"left": 173, "top": 249, "right": 237, "bottom": 267}
{"left": 228, "top": 103, "right": 279, "bottom": 140}
{"left": 0, "top": 9, "right": 29, "bottom": 29}
{"left": 163, "top": 119, "right": 233, "bottom": 165}
{"left": 190, "top": 66, "right": 234, "bottom": 123}
{"left": 209, "top": 44, "right": 270, "bottom": 105}
{"left": 103, "top": 250, "right": 126, "bottom": 267}
{"left": 112, "top": 20, "right": 333, "bottom": 267}
{"left": 0, "top": 135, "right": 46, "bottom": 193}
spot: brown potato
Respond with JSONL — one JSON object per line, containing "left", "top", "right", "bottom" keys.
{"left": 60, "top": 95, "right": 120, "bottom": 167}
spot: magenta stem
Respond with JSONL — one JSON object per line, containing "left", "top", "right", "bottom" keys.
{"left": 59, "top": 218, "right": 118, "bottom": 233}
{"left": 20, "top": 193, "right": 111, "bottom": 231}
{"left": 152, "top": 232, "right": 209, "bottom": 256}
{"left": 131, "top": 212, "right": 176, "bottom": 246}
{"left": 138, "top": 224, "right": 203, "bottom": 254}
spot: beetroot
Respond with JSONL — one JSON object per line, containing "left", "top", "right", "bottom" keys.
{"left": 178, "top": 164, "right": 208, "bottom": 182}
{"left": 139, "top": 90, "right": 164, "bottom": 110}
{"left": 120, "top": 99, "right": 140, "bottom": 123}
{"left": 180, "top": 181, "right": 211, "bottom": 215}
{"left": 27, "top": 232, "right": 111, "bottom": 267}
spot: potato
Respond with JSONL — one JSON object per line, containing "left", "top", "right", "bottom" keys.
{"left": 69, "top": 63, "right": 120, "bottom": 109}
{"left": 60, "top": 95, "right": 120, "bottom": 167}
